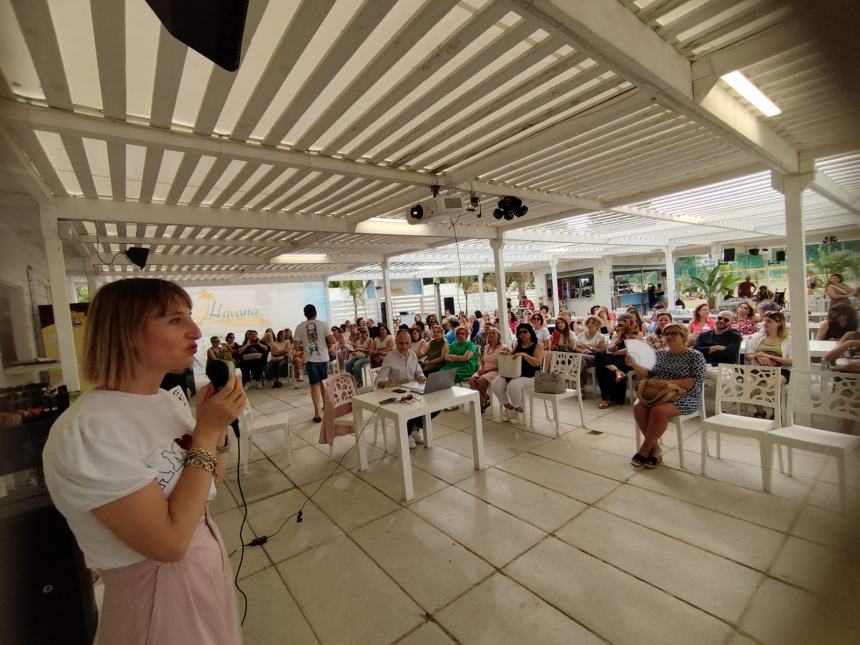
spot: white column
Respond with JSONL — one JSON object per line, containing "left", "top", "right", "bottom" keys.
{"left": 592, "top": 258, "right": 613, "bottom": 313}
{"left": 323, "top": 277, "right": 334, "bottom": 324}
{"left": 381, "top": 259, "right": 393, "bottom": 330}
{"left": 40, "top": 206, "right": 80, "bottom": 391}
{"left": 477, "top": 272, "right": 484, "bottom": 313}
{"left": 550, "top": 258, "right": 560, "bottom": 318}
{"left": 664, "top": 242, "right": 676, "bottom": 307}
{"left": 434, "top": 280, "right": 442, "bottom": 319}
{"left": 772, "top": 170, "right": 814, "bottom": 369}
{"left": 84, "top": 263, "right": 98, "bottom": 299}
{"left": 490, "top": 239, "right": 510, "bottom": 345}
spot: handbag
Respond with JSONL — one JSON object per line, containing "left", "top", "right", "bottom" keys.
{"left": 635, "top": 378, "right": 686, "bottom": 407}
{"left": 498, "top": 354, "right": 522, "bottom": 379}
{"left": 534, "top": 372, "right": 566, "bottom": 394}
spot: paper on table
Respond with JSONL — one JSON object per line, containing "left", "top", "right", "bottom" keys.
{"left": 626, "top": 340, "right": 656, "bottom": 370}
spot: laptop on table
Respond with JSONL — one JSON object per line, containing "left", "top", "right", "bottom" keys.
{"left": 403, "top": 369, "right": 456, "bottom": 395}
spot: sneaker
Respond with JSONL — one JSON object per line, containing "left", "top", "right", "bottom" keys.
{"left": 413, "top": 430, "right": 425, "bottom": 444}
{"left": 408, "top": 435, "right": 417, "bottom": 449}
{"left": 272, "top": 380, "right": 282, "bottom": 388}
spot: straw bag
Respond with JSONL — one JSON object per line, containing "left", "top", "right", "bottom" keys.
{"left": 498, "top": 354, "right": 522, "bottom": 379}
{"left": 635, "top": 378, "right": 686, "bottom": 407}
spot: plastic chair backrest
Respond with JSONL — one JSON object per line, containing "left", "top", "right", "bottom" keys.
{"left": 715, "top": 364, "right": 781, "bottom": 424}
{"left": 786, "top": 369, "right": 860, "bottom": 425}
{"left": 328, "top": 373, "right": 357, "bottom": 407}
{"left": 546, "top": 351, "right": 582, "bottom": 382}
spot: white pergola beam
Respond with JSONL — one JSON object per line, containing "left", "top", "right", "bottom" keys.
{"left": 809, "top": 171, "right": 860, "bottom": 216}
{"left": 0, "top": 101, "right": 440, "bottom": 188}
{"left": 508, "top": 0, "right": 799, "bottom": 173}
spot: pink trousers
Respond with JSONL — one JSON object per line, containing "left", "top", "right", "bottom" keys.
{"left": 96, "top": 511, "right": 242, "bottom": 645}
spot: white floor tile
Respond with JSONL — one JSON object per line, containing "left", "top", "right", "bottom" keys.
{"left": 410, "top": 486, "right": 545, "bottom": 567}
{"left": 790, "top": 503, "right": 860, "bottom": 549}
{"left": 410, "top": 445, "right": 482, "bottom": 484}
{"left": 558, "top": 508, "right": 761, "bottom": 623}
{"left": 224, "top": 458, "right": 294, "bottom": 504}
{"left": 505, "top": 538, "right": 732, "bottom": 645}
{"left": 278, "top": 535, "right": 423, "bottom": 645}
{"left": 496, "top": 453, "right": 620, "bottom": 504}
{"left": 240, "top": 567, "right": 318, "bottom": 645}
{"left": 212, "top": 507, "right": 271, "bottom": 580}
{"left": 739, "top": 577, "right": 817, "bottom": 644}
{"left": 455, "top": 468, "right": 587, "bottom": 532}
{"left": 530, "top": 438, "right": 639, "bottom": 482}
{"left": 299, "top": 470, "right": 400, "bottom": 531}
{"left": 396, "top": 622, "right": 456, "bottom": 645}
{"left": 597, "top": 485, "right": 784, "bottom": 570}
{"left": 354, "top": 454, "right": 449, "bottom": 503}
{"left": 351, "top": 509, "right": 494, "bottom": 612}
{"left": 436, "top": 573, "right": 604, "bottom": 645}
{"left": 770, "top": 536, "right": 841, "bottom": 594}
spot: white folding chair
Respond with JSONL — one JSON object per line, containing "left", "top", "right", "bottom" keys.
{"left": 633, "top": 385, "right": 706, "bottom": 470}
{"left": 768, "top": 370, "right": 860, "bottom": 511}
{"left": 700, "top": 364, "right": 781, "bottom": 490}
{"left": 239, "top": 402, "right": 291, "bottom": 474}
{"left": 525, "top": 352, "right": 586, "bottom": 436}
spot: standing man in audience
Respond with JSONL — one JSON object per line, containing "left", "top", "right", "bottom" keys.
{"left": 693, "top": 310, "right": 742, "bottom": 366}
{"left": 738, "top": 275, "right": 756, "bottom": 299}
{"left": 294, "top": 304, "right": 335, "bottom": 423}
{"left": 376, "top": 329, "right": 427, "bottom": 448}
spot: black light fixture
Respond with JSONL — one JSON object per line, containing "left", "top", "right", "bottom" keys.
{"left": 409, "top": 203, "right": 424, "bottom": 221}
{"left": 124, "top": 247, "right": 150, "bottom": 269}
{"left": 748, "top": 248, "right": 760, "bottom": 256}
{"left": 493, "top": 196, "right": 528, "bottom": 221}
{"left": 722, "top": 248, "right": 735, "bottom": 262}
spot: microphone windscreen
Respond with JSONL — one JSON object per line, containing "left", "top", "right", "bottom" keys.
{"left": 205, "top": 359, "right": 231, "bottom": 390}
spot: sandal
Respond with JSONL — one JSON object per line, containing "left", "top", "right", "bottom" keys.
{"left": 598, "top": 401, "right": 611, "bottom": 409}
{"left": 630, "top": 453, "right": 647, "bottom": 468}
{"left": 614, "top": 371, "right": 627, "bottom": 383}
{"left": 644, "top": 455, "right": 660, "bottom": 469}
{"left": 312, "top": 416, "right": 322, "bottom": 423}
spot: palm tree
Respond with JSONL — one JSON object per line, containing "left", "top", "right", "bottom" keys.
{"left": 808, "top": 248, "right": 858, "bottom": 286}
{"left": 690, "top": 265, "right": 742, "bottom": 308}
{"left": 340, "top": 280, "right": 370, "bottom": 320}
{"left": 454, "top": 275, "right": 478, "bottom": 311}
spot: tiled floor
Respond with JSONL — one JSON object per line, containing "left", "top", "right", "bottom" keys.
{"left": 205, "top": 382, "right": 860, "bottom": 644}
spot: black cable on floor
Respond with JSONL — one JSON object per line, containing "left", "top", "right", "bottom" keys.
{"left": 233, "top": 435, "right": 249, "bottom": 625}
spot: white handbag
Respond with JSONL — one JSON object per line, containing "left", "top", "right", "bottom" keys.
{"left": 498, "top": 354, "right": 522, "bottom": 379}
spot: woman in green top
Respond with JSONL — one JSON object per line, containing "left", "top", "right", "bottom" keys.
{"left": 422, "top": 324, "right": 448, "bottom": 375}
{"left": 441, "top": 326, "right": 478, "bottom": 382}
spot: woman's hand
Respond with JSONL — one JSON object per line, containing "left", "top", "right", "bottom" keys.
{"left": 624, "top": 354, "right": 638, "bottom": 368}
{"left": 194, "top": 375, "right": 246, "bottom": 442}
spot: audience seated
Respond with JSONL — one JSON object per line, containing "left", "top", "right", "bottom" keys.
{"left": 732, "top": 300, "right": 759, "bottom": 336}
{"left": 646, "top": 312, "right": 673, "bottom": 350}
{"left": 746, "top": 311, "right": 792, "bottom": 418}
{"left": 467, "top": 327, "right": 508, "bottom": 412}
{"left": 694, "top": 310, "right": 742, "bottom": 366}
{"left": 237, "top": 329, "right": 269, "bottom": 387}
{"left": 626, "top": 322, "right": 707, "bottom": 469}
{"left": 266, "top": 329, "right": 291, "bottom": 387}
{"left": 594, "top": 313, "right": 643, "bottom": 408}
{"left": 440, "top": 326, "right": 478, "bottom": 382}
{"left": 410, "top": 327, "right": 428, "bottom": 358}
{"left": 344, "top": 326, "right": 373, "bottom": 387}
{"left": 550, "top": 317, "right": 576, "bottom": 352}
{"left": 825, "top": 334, "right": 860, "bottom": 372}
{"left": 817, "top": 303, "right": 857, "bottom": 341}
{"left": 756, "top": 286, "right": 780, "bottom": 317}
{"left": 688, "top": 303, "right": 714, "bottom": 335}
{"left": 530, "top": 312, "right": 551, "bottom": 349}
{"left": 490, "top": 323, "right": 545, "bottom": 417}
{"left": 575, "top": 315, "right": 608, "bottom": 367}
{"left": 369, "top": 323, "right": 394, "bottom": 368}
{"left": 422, "top": 325, "right": 448, "bottom": 375}
{"left": 626, "top": 307, "right": 648, "bottom": 335}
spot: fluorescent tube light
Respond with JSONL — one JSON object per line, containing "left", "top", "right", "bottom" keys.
{"left": 721, "top": 71, "right": 781, "bottom": 117}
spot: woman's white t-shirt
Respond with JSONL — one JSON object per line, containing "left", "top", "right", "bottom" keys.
{"left": 42, "top": 389, "right": 216, "bottom": 569}
{"left": 535, "top": 327, "right": 551, "bottom": 344}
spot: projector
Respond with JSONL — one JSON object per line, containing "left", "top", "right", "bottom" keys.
{"left": 407, "top": 196, "right": 464, "bottom": 224}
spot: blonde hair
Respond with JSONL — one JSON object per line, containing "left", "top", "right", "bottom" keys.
{"left": 84, "top": 278, "right": 192, "bottom": 390}
{"left": 585, "top": 315, "right": 602, "bottom": 327}
{"left": 662, "top": 322, "right": 689, "bottom": 342}
{"left": 765, "top": 311, "right": 788, "bottom": 339}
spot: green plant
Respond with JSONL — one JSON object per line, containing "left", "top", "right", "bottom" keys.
{"left": 690, "top": 265, "right": 742, "bottom": 308}
{"left": 340, "top": 280, "right": 370, "bottom": 320}
{"left": 808, "top": 248, "right": 859, "bottom": 286}
{"left": 454, "top": 275, "right": 478, "bottom": 311}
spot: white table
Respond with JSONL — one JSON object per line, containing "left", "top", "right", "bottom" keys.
{"left": 809, "top": 340, "right": 838, "bottom": 358}
{"left": 352, "top": 386, "right": 484, "bottom": 501}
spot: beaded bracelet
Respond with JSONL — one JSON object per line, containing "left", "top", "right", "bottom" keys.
{"left": 184, "top": 448, "right": 217, "bottom": 475}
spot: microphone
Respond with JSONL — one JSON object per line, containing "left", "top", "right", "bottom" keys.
{"left": 205, "top": 359, "right": 241, "bottom": 438}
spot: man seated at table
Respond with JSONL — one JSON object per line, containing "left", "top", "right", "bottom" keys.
{"left": 375, "top": 329, "right": 428, "bottom": 449}
{"left": 693, "top": 310, "right": 742, "bottom": 366}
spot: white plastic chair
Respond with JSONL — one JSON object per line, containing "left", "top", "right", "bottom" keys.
{"left": 768, "top": 370, "right": 860, "bottom": 511}
{"left": 524, "top": 352, "right": 586, "bottom": 436}
{"left": 700, "top": 364, "right": 782, "bottom": 490}
{"left": 633, "top": 385, "right": 706, "bottom": 470}
{"left": 239, "top": 402, "right": 291, "bottom": 474}
{"left": 322, "top": 372, "right": 388, "bottom": 458}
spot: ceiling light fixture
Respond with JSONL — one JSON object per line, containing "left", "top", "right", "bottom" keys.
{"left": 721, "top": 71, "right": 781, "bottom": 117}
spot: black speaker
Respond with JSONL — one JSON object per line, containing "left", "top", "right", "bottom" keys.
{"left": 124, "top": 247, "right": 150, "bottom": 269}
{"left": 748, "top": 248, "right": 760, "bottom": 256}
{"left": 443, "top": 297, "right": 455, "bottom": 316}
{"left": 722, "top": 248, "right": 735, "bottom": 262}
{"left": 775, "top": 250, "right": 786, "bottom": 262}
{"left": 379, "top": 301, "right": 387, "bottom": 326}
{"left": 145, "top": 0, "right": 249, "bottom": 71}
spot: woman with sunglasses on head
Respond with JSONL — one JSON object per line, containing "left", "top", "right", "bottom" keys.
{"left": 489, "top": 323, "right": 545, "bottom": 419}
{"left": 43, "top": 279, "right": 246, "bottom": 645}
{"left": 531, "top": 312, "right": 552, "bottom": 350}
{"left": 625, "top": 322, "right": 707, "bottom": 469}
{"left": 746, "top": 311, "right": 792, "bottom": 418}
{"left": 732, "top": 300, "right": 759, "bottom": 336}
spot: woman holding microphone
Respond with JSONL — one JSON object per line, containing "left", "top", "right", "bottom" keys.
{"left": 43, "top": 278, "right": 247, "bottom": 644}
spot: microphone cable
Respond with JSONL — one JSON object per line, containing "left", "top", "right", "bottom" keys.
{"left": 232, "top": 426, "right": 250, "bottom": 625}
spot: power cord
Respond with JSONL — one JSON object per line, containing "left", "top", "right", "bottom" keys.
{"left": 232, "top": 432, "right": 250, "bottom": 625}
{"left": 242, "top": 403, "right": 386, "bottom": 547}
